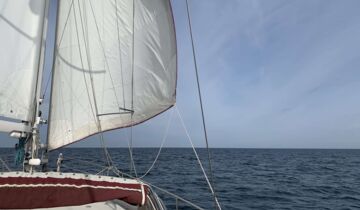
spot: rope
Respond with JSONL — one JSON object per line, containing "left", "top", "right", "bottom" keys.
{"left": 112, "top": 168, "right": 206, "bottom": 210}
{"left": 0, "top": 156, "right": 11, "bottom": 172}
{"left": 96, "top": 166, "right": 112, "bottom": 175}
{"left": 185, "top": 1, "right": 220, "bottom": 209}
{"left": 128, "top": 126, "right": 138, "bottom": 177}
{"left": 88, "top": 0, "right": 122, "bottom": 110}
{"left": 63, "top": 156, "right": 108, "bottom": 169}
{"left": 73, "top": 0, "right": 113, "bottom": 167}
{"left": 84, "top": 1, "right": 116, "bottom": 167}
{"left": 140, "top": 108, "right": 174, "bottom": 178}
{"left": 175, "top": 106, "right": 222, "bottom": 210}
{"left": 78, "top": 0, "right": 113, "bottom": 167}
{"left": 62, "top": 156, "right": 124, "bottom": 178}
{"left": 61, "top": 164, "right": 90, "bottom": 174}
{"left": 15, "top": 138, "right": 26, "bottom": 166}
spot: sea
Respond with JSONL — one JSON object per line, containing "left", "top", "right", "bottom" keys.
{"left": 1, "top": 148, "right": 360, "bottom": 210}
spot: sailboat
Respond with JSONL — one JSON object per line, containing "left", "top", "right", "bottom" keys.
{"left": 0, "top": 0, "right": 221, "bottom": 209}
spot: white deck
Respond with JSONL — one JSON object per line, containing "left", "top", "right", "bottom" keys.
{"left": 0, "top": 171, "right": 141, "bottom": 185}
{"left": 38, "top": 200, "right": 142, "bottom": 210}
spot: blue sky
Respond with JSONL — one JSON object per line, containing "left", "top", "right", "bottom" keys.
{"left": 170, "top": 0, "right": 360, "bottom": 149}
{"left": 1, "top": 0, "right": 360, "bottom": 148}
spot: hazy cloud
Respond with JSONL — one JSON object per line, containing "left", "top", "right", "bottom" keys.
{"left": 1, "top": 0, "right": 360, "bottom": 149}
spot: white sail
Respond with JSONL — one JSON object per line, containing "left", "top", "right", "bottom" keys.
{"left": 0, "top": 0, "right": 47, "bottom": 122}
{"left": 48, "top": 0, "right": 177, "bottom": 150}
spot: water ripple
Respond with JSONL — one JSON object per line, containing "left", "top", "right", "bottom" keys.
{"left": 2, "top": 148, "right": 360, "bottom": 209}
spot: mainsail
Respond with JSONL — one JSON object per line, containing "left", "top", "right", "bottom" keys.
{"left": 48, "top": 0, "right": 177, "bottom": 150}
{"left": 0, "top": 0, "right": 47, "bottom": 123}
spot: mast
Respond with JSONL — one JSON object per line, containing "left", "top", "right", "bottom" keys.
{"left": 0, "top": 1, "right": 49, "bottom": 133}
{"left": 28, "top": 0, "right": 50, "bottom": 173}
{"left": 43, "top": 0, "right": 60, "bottom": 171}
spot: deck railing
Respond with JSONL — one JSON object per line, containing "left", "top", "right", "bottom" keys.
{"left": 0, "top": 154, "right": 208, "bottom": 210}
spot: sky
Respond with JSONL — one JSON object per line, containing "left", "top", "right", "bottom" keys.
{"left": 1, "top": 0, "right": 360, "bottom": 149}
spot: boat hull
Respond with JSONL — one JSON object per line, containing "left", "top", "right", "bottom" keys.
{"left": 0, "top": 172, "right": 151, "bottom": 209}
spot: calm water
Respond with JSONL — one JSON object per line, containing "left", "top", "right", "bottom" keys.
{"left": 1, "top": 148, "right": 360, "bottom": 210}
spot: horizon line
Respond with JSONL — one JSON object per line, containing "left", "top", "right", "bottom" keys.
{"left": 2, "top": 147, "right": 360, "bottom": 150}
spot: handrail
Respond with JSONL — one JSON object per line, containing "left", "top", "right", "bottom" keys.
{"left": 149, "top": 182, "right": 205, "bottom": 210}
{"left": 0, "top": 154, "right": 206, "bottom": 210}
{"left": 63, "top": 161, "right": 206, "bottom": 210}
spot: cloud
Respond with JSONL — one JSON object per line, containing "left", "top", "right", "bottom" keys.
{"left": 170, "top": 0, "right": 360, "bottom": 148}
{"left": 1, "top": 0, "right": 360, "bottom": 149}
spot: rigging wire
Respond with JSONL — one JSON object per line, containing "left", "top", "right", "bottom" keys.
{"left": 73, "top": 0, "right": 113, "bottom": 167}
{"left": 114, "top": 0, "right": 127, "bottom": 110}
{"left": 42, "top": 0, "right": 75, "bottom": 98}
{"left": 127, "top": 129, "right": 138, "bottom": 177}
{"left": 88, "top": 0, "right": 122, "bottom": 111}
{"left": 175, "top": 106, "right": 222, "bottom": 210}
{"left": 42, "top": 72, "right": 52, "bottom": 99}
{"left": 40, "top": 2, "right": 218, "bottom": 209}
{"left": 113, "top": 0, "right": 137, "bottom": 177}
{"left": 139, "top": 108, "right": 174, "bottom": 178}
{"left": 78, "top": 0, "right": 114, "bottom": 167}
{"left": 0, "top": 156, "right": 11, "bottom": 172}
{"left": 185, "top": 1, "right": 220, "bottom": 209}
{"left": 112, "top": 168, "right": 206, "bottom": 210}
{"left": 53, "top": 157, "right": 205, "bottom": 210}
{"left": 28, "top": 0, "right": 49, "bottom": 172}
{"left": 129, "top": 0, "right": 138, "bottom": 177}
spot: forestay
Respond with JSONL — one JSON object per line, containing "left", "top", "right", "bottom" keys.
{"left": 48, "top": 0, "right": 177, "bottom": 150}
{"left": 0, "top": 0, "right": 47, "bottom": 122}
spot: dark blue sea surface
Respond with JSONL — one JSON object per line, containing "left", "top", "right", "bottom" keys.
{"left": 1, "top": 148, "right": 360, "bottom": 210}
